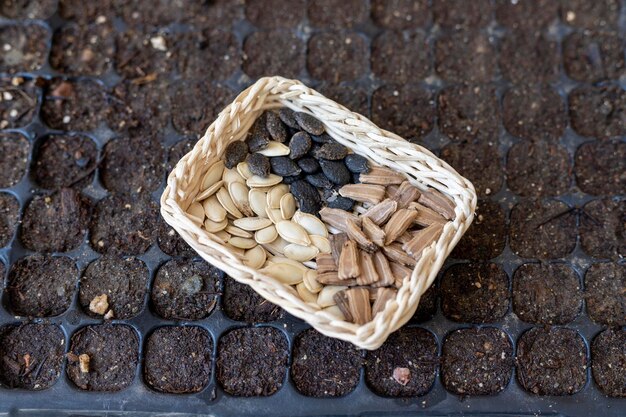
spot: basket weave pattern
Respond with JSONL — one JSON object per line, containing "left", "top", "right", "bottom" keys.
{"left": 161, "top": 76, "right": 477, "bottom": 349}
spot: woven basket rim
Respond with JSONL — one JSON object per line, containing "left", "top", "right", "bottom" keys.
{"left": 161, "top": 76, "right": 477, "bottom": 350}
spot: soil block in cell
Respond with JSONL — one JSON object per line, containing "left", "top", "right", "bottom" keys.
{"left": 107, "top": 80, "right": 171, "bottom": 132}
{"left": 494, "top": 0, "right": 559, "bottom": 30}
{"left": 291, "top": 328, "right": 362, "bottom": 397}
{"left": 0, "top": 0, "right": 56, "bottom": 19}
{"left": 243, "top": 30, "right": 305, "bottom": 79}
{"left": 49, "top": 22, "right": 116, "bottom": 76}
{"left": 434, "top": 31, "right": 495, "bottom": 83}
{"left": 371, "top": 31, "right": 430, "bottom": 83}
{"left": 175, "top": 29, "right": 240, "bottom": 81}
{"left": 365, "top": 327, "right": 438, "bottom": 397}
{"left": 0, "top": 24, "right": 49, "bottom": 74}
{"left": 7, "top": 254, "right": 78, "bottom": 318}
{"left": 580, "top": 198, "right": 625, "bottom": 260}
{"left": 410, "top": 285, "right": 437, "bottom": 323}
{"left": 563, "top": 32, "right": 625, "bottom": 83}
{"left": 451, "top": 200, "right": 506, "bottom": 260}
{"left": 0, "top": 132, "right": 29, "bottom": 188}
{"left": 222, "top": 276, "right": 282, "bottom": 323}
{"left": 499, "top": 33, "right": 559, "bottom": 83}
{"left": 57, "top": 0, "right": 116, "bottom": 23}
{"left": 440, "top": 141, "right": 503, "bottom": 197}
{"left": 308, "top": 0, "right": 369, "bottom": 29}
{"left": 502, "top": 85, "right": 567, "bottom": 141}
{"left": 32, "top": 134, "right": 98, "bottom": 190}
{"left": 560, "top": 0, "right": 620, "bottom": 30}
{"left": 144, "top": 326, "right": 213, "bottom": 394}
{"left": 90, "top": 193, "right": 160, "bottom": 256}
{"left": 371, "top": 0, "right": 429, "bottom": 29}
{"left": 0, "top": 193, "right": 19, "bottom": 248}
{"left": 0, "top": 323, "right": 65, "bottom": 390}
{"left": 0, "top": 77, "right": 38, "bottom": 129}
{"left": 512, "top": 263, "right": 582, "bottom": 325}
{"left": 509, "top": 198, "right": 577, "bottom": 260}
{"left": 569, "top": 86, "right": 625, "bottom": 139}
{"left": 441, "top": 263, "right": 509, "bottom": 323}
{"left": 575, "top": 140, "right": 625, "bottom": 196}
{"left": 506, "top": 140, "right": 571, "bottom": 197}
{"left": 516, "top": 327, "right": 587, "bottom": 395}
{"left": 21, "top": 189, "right": 91, "bottom": 253}
{"left": 79, "top": 255, "right": 149, "bottom": 320}
{"left": 245, "top": 0, "right": 305, "bottom": 28}
{"left": 156, "top": 215, "right": 196, "bottom": 258}
{"left": 101, "top": 133, "right": 165, "bottom": 194}
{"left": 41, "top": 79, "right": 109, "bottom": 132}
{"left": 217, "top": 327, "right": 288, "bottom": 396}
{"left": 67, "top": 324, "right": 139, "bottom": 392}
{"left": 432, "top": 0, "right": 492, "bottom": 28}
{"left": 371, "top": 84, "right": 435, "bottom": 142}
{"left": 114, "top": 29, "right": 176, "bottom": 79}
{"left": 151, "top": 259, "right": 221, "bottom": 321}
{"left": 317, "top": 83, "right": 369, "bottom": 118}
{"left": 307, "top": 32, "right": 369, "bottom": 82}
{"left": 584, "top": 263, "right": 626, "bottom": 326}
{"left": 441, "top": 327, "right": 513, "bottom": 395}
{"left": 591, "top": 328, "right": 626, "bottom": 397}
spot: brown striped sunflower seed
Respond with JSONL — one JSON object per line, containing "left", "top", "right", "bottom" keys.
{"left": 418, "top": 189, "right": 456, "bottom": 220}
{"left": 315, "top": 252, "right": 338, "bottom": 273}
{"left": 382, "top": 243, "right": 416, "bottom": 267}
{"left": 320, "top": 207, "right": 361, "bottom": 233}
{"left": 392, "top": 181, "right": 422, "bottom": 209}
{"left": 316, "top": 271, "right": 356, "bottom": 286}
{"left": 338, "top": 240, "right": 360, "bottom": 280}
{"left": 372, "top": 287, "right": 397, "bottom": 316}
{"left": 356, "top": 250, "right": 379, "bottom": 286}
{"left": 329, "top": 233, "right": 349, "bottom": 264}
{"left": 383, "top": 209, "right": 419, "bottom": 245}
{"left": 346, "top": 218, "right": 377, "bottom": 252}
{"left": 345, "top": 287, "right": 372, "bottom": 325}
{"left": 333, "top": 289, "right": 354, "bottom": 323}
{"left": 409, "top": 202, "right": 447, "bottom": 227}
{"left": 338, "top": 184, "right": 386, "bottom": 205}
{"left": 371, "top": 251, "right": 395, "bottom": 287}
{"left": 402, "top": 223, "right": 444, "bottom": 260}
{"left": 361, "top": 216, "right": 386, "bottom": 247}
{"left": 389, "top": 262, "right": 412, "bottom": 288}
{"left": 362, "top": 198, "right": 397, "bottom": 226}
{"left": 359, "top": 166, "right": 405, "bottom": 185}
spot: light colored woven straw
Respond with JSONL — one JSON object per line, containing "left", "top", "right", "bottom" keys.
{"left": 161, "top": 76, "right": 477, "bottom": 350}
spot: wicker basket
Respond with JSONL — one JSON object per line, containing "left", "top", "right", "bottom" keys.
{"left": 161, "top": 76, "right": 477, "bottom": 350}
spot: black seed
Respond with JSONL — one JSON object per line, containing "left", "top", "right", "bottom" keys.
{"left": 297, "top": 157, "right": 320, "bottom": 174}
{"left": 282, "top": 174, "right": 304, "bottom": 185}
{"left": 289, "top": 131, "right": 312, "bottom": 159}
{"left": 310, "top": 133, "right": 333, "bottom": 143}
{"left": 308, "top": 142, "right": 323, "bottom": 158}
{"left": 245, "top": 116, "right": 271, "bottom": 152}
{"left": 279, "top": 107, "right": 299, "bottom": 129}
{"left": 266, "top": 112, "right": 287, "bottom": 143}
{"left": 290, "top": 180, "right": 322, "bottom": 215}
{"left": 305, "top": 173, "right": 334, "bottom": 189}
{"left": 327, "top": 196, "right": 355, "bottom": 211}
{"left": 270, "top": 156, "right": 302, "bottom": 177}
{"left": 294, "top": 112, "right": 325, "bottom": 135}
{"left": 319, "top": 159, "right": 351, "bottom": 185}
{"left": 313, "top": 142, "right": 349, "bottom": 160}
{"left": 246, "top": 153, "right": 270, "bottom": 177}
{"left": 344, "top": 154, "right": 370, "bottom": 173}
{"left": 352, "top": 172, "right": 361, "bottom": 183}
{"left": 224, "top": 141, "right": 248, "bottom": 169}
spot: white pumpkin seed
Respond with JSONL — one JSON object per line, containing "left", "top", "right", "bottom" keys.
{"left": 321, "top": 305, "right": 346, "bottom": 320}
{"left": 224, "top": 243, "right": 245, "bottom": 258}
{"left": 204, "top": 217, "right": 228, "bottom": 233}
{"left": 216, "top": 187, "right": 243, "bottom": 219}
{"left": 257, "top": 141, "right": 290, "bottom": 156}
{"left": 280, "top": 193, "right": 296, "bottom": 220}
{"left": 255, "top": 225, "right": 278, "bottom": 244}
{"left": 292, "top": 211, "right": 328, "bottom": 237}
{"left": 249, "top": 189, "right": 268, "bottom": 218}
{"left": 262, "top": 236, "right": 289, "bottom": 255}
{"left": 214, "top": 230, "right": 231, "bottom": 241}
{"left": 225, "top": 224, "right": 253, "bottom": 238}
{"left": 303, "top": 269, "right": 322, "bottom": 294}
{"left": 269, "top": 256, "right": 310, "bottom": 272}
{"left": 194, "top": 180, "right": 223, "bottom": 202}
{"left": 202, "top": 195, "right": 227, "bottom": 222}
{"left": 317, "top": 285, "right": 348, "bottom": 308}
{"left": 267, "top": 184, "right": 290, "bottom": 209}
{"left": 236, "top": 162, "right": 253, "bottom": 180}
{"left": 228, "top": 181, "right": 254, "bottom": 216}
{"left": 310, "top": 235, "right": 331, "bottom": 253}
{"left": 233, "top": 217, "right": 273, "bottom": 231}
{"left": 266, "top": 207, "right": 283, "bottom": 224}
{"left": 201, "top": 160, "right": 224, "bottom": 190}
{"left": 187, "top": 202, "right": 205, "bottom": 222}
{"left": 276, "top": 220, "right": 311, "bottom": 246}
{"left": 297, "top": 282, "right": 318, "bottom": 304}
{"left": 260, "top": 263, "right": 303, "bottom": 285}
{"left": 247, "top": 174, "right": 283, "bottom": 188}
{"left": 243, "top": 245, "right": 266, "bottom": 269}
{"left": 228, "top": 236, "right": 257, "bottom": 250}
{"left": 284, "top": 243, "right": 319, "bottom": 262}
{"left": 223, "top": 167, "right": 245, "bottom": 185}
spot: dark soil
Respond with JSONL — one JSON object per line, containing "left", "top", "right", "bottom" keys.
{"left": 291, "top": 328, "right": 362, "bottom": 397}
{"left": 494, "top": 0, "right": 558, "bottom": 30}
{"left": 144, "top": 326, "right": 213, "bottom": 394}
{"left": 410, "top": 285, "right": 437, "bottom": 323}
{"left": 114, "top": 29, "right": 175, "bottom": 79}
{"left": 79, "top": 255, "right": 149, "bottom": 319}
{"left": 317, "top": 83, "right": 369, "bottom": 117}
{"left": 499, "top": 33, "right": 559, "bottom": 83}
{"left": 101, "top": 133, "right": 165, "bottom": 194}
{"left": 584, "top": 262, "right": 626, "bottom": 326}
{"left": 32, "top": 134, "right": 98, "bottom": 190}
{"left": 432, "top": 0, "right": 491, "bottom": 28}
{"left": 509, "top": 198, "right": 577, "bottom": 260}
{"left": 151, "top": 259, "right": 221, "bottom": 321}
{"left": 243, "top": 30, "right": 304, "bottom": 79}
{"left": 49, "top": 22, "right": 115, "bottom": 76}
{"left": 441, "top": 327, "right": 513, "bottom": 395}
{"left": 7, "top": 254, "right": 78, "bottom": 317}
{"left": 245, "top": 0, "right": 305, "bottom": 28}
{"left": 371, "top": 31, "right": 430, "bottom": 83}
{"left": 307, "top": 32, "right": 369, "bottom": 82}
{"left": 516, "top": 327, "right": 587, "bottom": 395}
{"left": 217, "top": 327, "right": 288, "bottom": 396}
{"left": 513, "top": 263, "right": 582, "bottom": 325}
{"left": 0, "top": 77, "right": 38, "bottom": 129}
{"left": 0, "top": 0, "right": 56, "bottom": 19}
{"left": 575, "top": 140, "right": 625, "bottom": 196}
{"left": 441, "top": 262, "right": 509, "bottom": 323}
{"left": 435, "top": 31, "right": 495, "bottom": 83}
{"left": 0, "top": 323, "right": 65, "bottom": 390}
{"left": 90, "top": 193, "right": 160, "bottom": 256}
{"left": 41, "top": 79, "right": 109, "bottom": 132}
{"left": 371, "top": 84, "right": 434, "bottom": 142}
{"left": 579, "top": 198, "right": 625, "bottom": 260}
{"left": 502, "top": 85, "right": 567, "bottom": 140}
{"left": 440, "top": 141, "right": 503, "bottom": 197}
{"left": 0, "top": 193, "right": 19, "bottom": 247}
{"left": 57, "top": 0, "right": 116, "bottom": 23}
{"left": 371, "top": 0, "right": 429, "bottom": 29}
{"left": 506, "top": 140, "right": 571, "bottom": 197}
{"left": 452, "top": 200, "right": 506, "bottom": 260}
{"left": 591, "top": 328, "right": 626, "bottom": 397}
{"left": 175, "top": 29, "right": 240, "bottom": 81}
{"left": 156, "top": 216, "right": 196, "bottom": 258}
{"left": 569, "top": 86, "right": 625, "bottom": 139}
{"left": 0, "top": 24, "right": 49, "bottom": 73}
{"left": 0, "top": 132, "right": 29, "bottom": 188}
{"left": 308, "top": 0, "right": 369, "bottom": 29}
{"left": 107, "top": 80, "right": 171, "bottom": 132}
{"left": 560, "top": 0, "right": 620, "bottom": 30}
{"left": 365, "top": 327, "right": 437, "bottom": 397}
{"left": 563, "top": 32, "right": 625, "bottom": 83}
{"left": 20, "top": 189, "right": 91, "bottom": 253}
{"left": 66, "top": 324, "right": 139, "bottom": 392}
{"left": 221, "top": 276, "right": 282, "bottom": 323}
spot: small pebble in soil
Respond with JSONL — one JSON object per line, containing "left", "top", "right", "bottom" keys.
{"left": 289, "top": 180, "right": 322, "bottom": 215}
{"left": 246, "top": 153, "right": 270, "bottom": 177}
{"left": 297, "top": 157, "right": 320, "bottom": 174}
{"left": 344, "top": 153, "right": 370, "bottom": 173}
{"left": 305, "top": 173, "right": 334, "bottom": 189}
{"left": 265, "top": 111, "right": 287, "bottom": 142}
{"left": 270, "top": 156, "right": 301, "bottom": 177}
{"left": 289, "top": 131, "right": 312, "bottom": 159}
{"left": 312, "top": 142, "right": 349, "bottom": 160}
{"left": 278, "top": 107, "right": 299, "bottom": 129}
{"left": 319, "top": 159, "right": 351, "bottom": 185}
{"left": 224, "top": 141, "right": 249, "bottom": 169}
{"left": 294, "top": 112, "right": 324, "bottom": 135}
